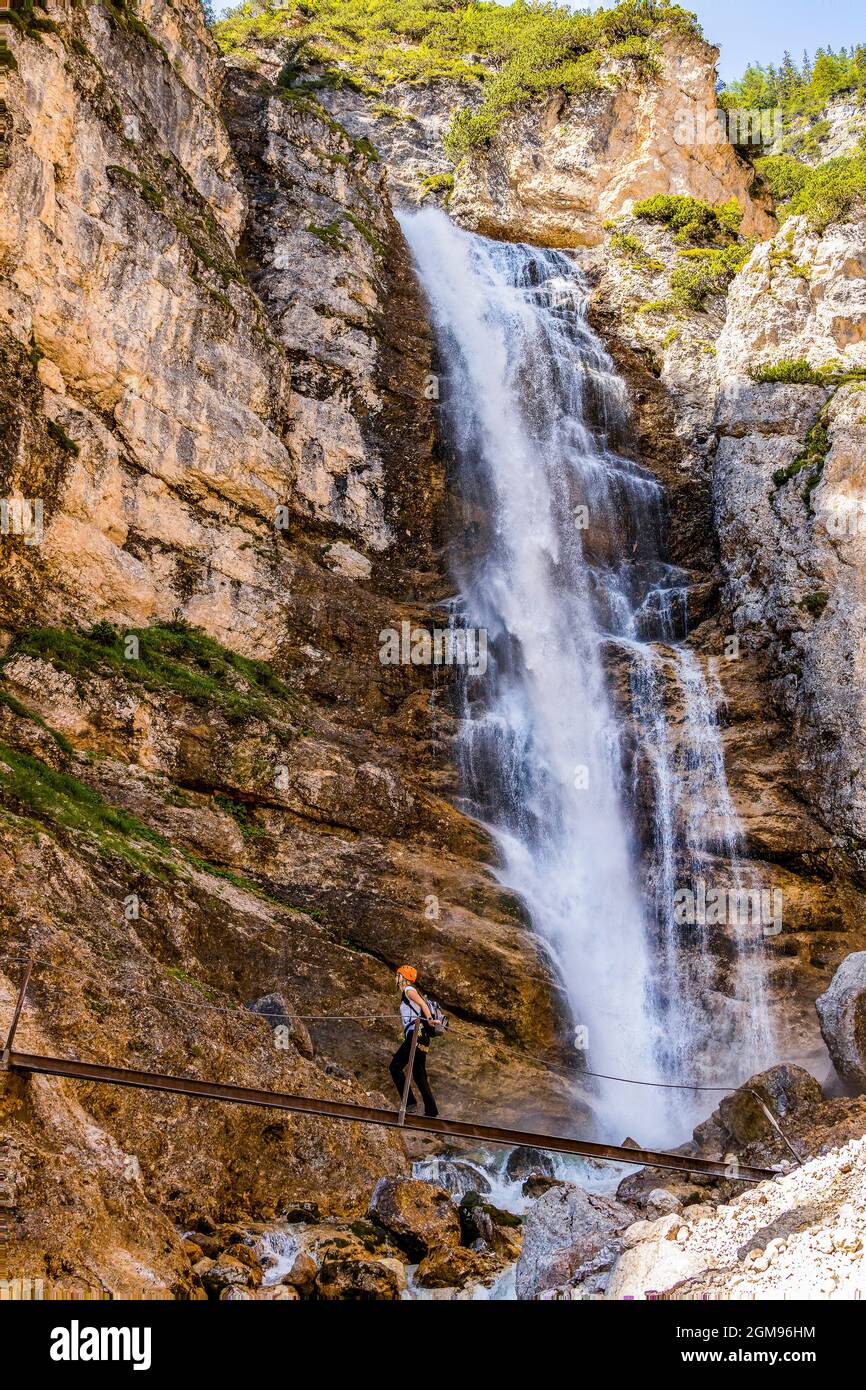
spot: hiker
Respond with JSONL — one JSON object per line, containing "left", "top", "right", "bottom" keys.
{"left": 389, "top": 964, "right": 439, "bottom": 1118}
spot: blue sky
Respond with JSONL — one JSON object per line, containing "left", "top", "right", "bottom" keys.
{"left": 213, "top": 1, "right": 865, "bottom": 84}
{"left": 648, "top": 0, "right": 865, "bottom": 82}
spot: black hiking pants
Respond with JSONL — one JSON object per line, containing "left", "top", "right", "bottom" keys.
{"left": 389, "top": 1031, "right": 438, "bottom": 1117}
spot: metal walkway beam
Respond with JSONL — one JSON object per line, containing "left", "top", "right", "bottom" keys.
{"left": 8, "top": 1051, "right": 776, "bottom": 1183}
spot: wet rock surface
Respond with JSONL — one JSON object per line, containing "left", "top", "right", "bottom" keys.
{"left": 816, "top": 954, "right": 866, "bottom": 1090}
{"left": 514, "top": 1183, "right": 633, "bottom": 1300}
{"left": 367, "top": 1178, "right": 462, "bottom": 1261}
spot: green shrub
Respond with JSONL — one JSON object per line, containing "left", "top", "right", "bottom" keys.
{"left": 636, "top": 297, "right": 678, "bottom": 315}
{"left": 753, "top": 154, "right": 811, "bottom": 203}
{"left": 372, "top": 101, "right": 413, "bottom": 121}
{"left": 609, "top": 230, "right": 664, "bottom": 271}
{"left": 104, "top": 0, "right": 158, "bottom": 45}
{"left": 418, "top": 170, "right": 455, "bottom": 202}
{"left": 352, "top": 134, "right": 379, "bottom": 160}
{"left": 306, "top": 219, "right": 349, "bottom": 251}
{"left": 443, "top": 106, "right": 501, "bottom": 159}
{"left": 751, "top": 359, "right": 866, "bottom": 387}
{"left": 632, "top": 193, "right": 743, "bottom": 245}
{"left": 106, "top": 164, "right": 165, "bottom": 211}
{"left": 46, "top": 419, "right": 80, "bottom": 455}
{"left": 799, "top": 590, "right": 829, "bottom": 617}
{"left": 4, "top": 0, "right": 56, "bottom": 41}
{"left": 756, "top": 150, "right": 866, "bottom": 231}
{"left": 217, "top": 0, "right": 703, "bottom": 155}
{"left": 788, "top": 154, "right": 866, "bottom": 231}
{"left": 274, "top": 37, "right": 314, "bottom": 90}
{"left": 796, "top": 117, "right": 831, "bottom": 160}
{"left": 753, "top": 358, "right": 822, "bottom": 384}
{"left": 772, "top": 419, "right": 828, "bottom": 487}
{"left": 669, "top": 241, "right": 753, "bottom": 309}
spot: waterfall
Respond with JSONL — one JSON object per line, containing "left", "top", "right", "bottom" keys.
{"left": 400, "top": 208, "right": 771, "bottom": 1145}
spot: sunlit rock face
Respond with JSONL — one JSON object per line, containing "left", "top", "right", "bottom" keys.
{"left": 716, "top": 216, "right": 866, "bottom": 381}
{"left": 1, "top": 0, "right": 444, "bottom": 650}
{"left": 448, "top": 39, "right": 775, "bottom": 248}
{"left": 713, "top": 214, "right": 866, "bottom": 862}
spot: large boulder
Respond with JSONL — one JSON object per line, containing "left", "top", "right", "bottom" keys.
{"left": 248, "top": 993, "right": 314, "bottom": 1060}
{"left": 281, "top": 1252, "right": 317, "bottom": 1296}
{"left": 816, "top": 954, "right": 866, "bottom": 1090}
{"left": 514, "top": 1183, "right": 632, "bottom": 1300}
{"left": 367, "top": 1178, "right": 461, "bottom": 1261}
{"left": 415, "top": 1246, "right": 503, "bottom": 1289}
{"left": 505, "top": 1146, "right": 555, "bottom": 1182}
{"left": 255, "top": 1285, "right": 300, "bottom": 1301}
{"left": 671, "top": 1063, "right": 825, "bottom": 1172}
{"left": 196, "top": 1254, "right": 255, "bottom": 1297}
{"left": 606, "top": 1220, "right": 708, "bottom": 1301}
{"left": 316, "top": 1253, "right": 406, "bottom": 1301}
{"left": 715, "top": 1064, "right": 823, "bottom": 1146}
{"left": 458, "top": 1193, "right": 522, "bottom": 1261}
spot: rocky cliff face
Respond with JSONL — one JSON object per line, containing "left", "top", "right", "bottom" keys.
{"left": 765, "top": 95, "right": 866, "bottom": 166}
{"left": 709, "top": 219, "right": 866, "bottom": 1048}
{"left": 3, "top": 1, "right": 866, "bottom": 1300}
{"left": 309, "top": 31, "right": 775, "bottom": 246}
{"left": 447, "top": 37, "right": 775, "bottom": 247}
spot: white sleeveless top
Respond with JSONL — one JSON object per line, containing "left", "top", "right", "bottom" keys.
{"left": 400, "top": 989, "right": 422, "bottom": 1033}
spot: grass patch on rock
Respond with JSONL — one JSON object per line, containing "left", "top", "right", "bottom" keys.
{"left": 0, "top": 741, "right": 175, "bottom": 876}
{"left": 418, "top": 171, "right": 455, "bottom": 202}
{"left": 5, "top": 620, "right": 297, "bottom": 724}
{"left": 751, "top": 359, "right": 866, "bottom": 387}
{"left": 0, "top": 690, "right": 74, "bottom": 755}
{"left": 609, "top": 230, "right": 665, "bottom": 271}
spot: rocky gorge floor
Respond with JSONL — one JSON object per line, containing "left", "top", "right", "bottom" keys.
{"left": 150, "top": 1046, "right": 866, "bottom": 1302}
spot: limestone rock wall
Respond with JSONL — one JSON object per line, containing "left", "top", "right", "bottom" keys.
{"left": 562, "top": 196, "right": 866, "bottom": 1073}
{"left": 713, "top": 215, "right": 866, "bottom": 865}
{"left": 448, "top": 38, "right": 775, "bottom": 248}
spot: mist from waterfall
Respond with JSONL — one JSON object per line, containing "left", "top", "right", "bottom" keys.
{"left": 399, "top": 208, "right": 771, "bottom": 1145}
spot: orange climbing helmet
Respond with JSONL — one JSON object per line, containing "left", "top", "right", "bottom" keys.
{"left": 396, "top": 964, "right": 417, "bottom": 983}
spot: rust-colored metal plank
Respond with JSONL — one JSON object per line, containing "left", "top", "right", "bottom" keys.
{"left": 9, "top": 1051, "right": 777, "bottom": 1182}
{"left": 1, "top": 959, "right": 32, "bottom": 1066}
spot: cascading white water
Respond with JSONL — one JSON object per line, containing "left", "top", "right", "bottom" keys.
{"left": 400, "top": 208, "right": 770, "bottom": 1145}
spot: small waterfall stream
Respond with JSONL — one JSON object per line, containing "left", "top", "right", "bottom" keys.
{"left": 400, "top": 209, "right": 771, "bottom": 1145}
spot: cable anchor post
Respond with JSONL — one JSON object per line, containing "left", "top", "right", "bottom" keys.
{"left": 1, "top": 957, "right": 32, "bottom": 1081}
{"left": 397, "top": 1018, "right": 422, "bottom": 1126}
